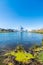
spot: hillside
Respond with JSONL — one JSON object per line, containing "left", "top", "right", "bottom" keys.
{"left": 0, "top": 28, "right": 15, "bottom": 33}
{"left": 31, "top": 29, "right": 43, "bottom": 34}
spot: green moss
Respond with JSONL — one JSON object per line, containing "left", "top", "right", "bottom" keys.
{"left": 36, "top": 52, "right": 43, "bottom": 63}
{"left": 42, "top": 39, "right": 43, "bottom": 46}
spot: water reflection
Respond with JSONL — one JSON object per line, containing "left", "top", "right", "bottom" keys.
{"left": 0, "top": 32, "right": 43, "bottom": 49}
{"left": 20, "top": 32, "right": 23, "bottom": 44}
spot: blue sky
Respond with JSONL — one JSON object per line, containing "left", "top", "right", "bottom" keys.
{"left": 0, "top": 0, "right": 43, "bottom": 30}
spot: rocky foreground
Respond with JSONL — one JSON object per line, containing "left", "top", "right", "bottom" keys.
{"left": 0, "top": 45, "right": 43, "bottom": 65}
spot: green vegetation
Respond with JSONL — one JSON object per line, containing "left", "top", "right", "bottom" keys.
{"left": 36, "top": 52, "right": 43, "bottom": 62}
{"left": 5, "top": 50, "right": 34, "bottom": 63}
{"left": 42, "top": 39, "right": 43, "bottom": 46}
{"left": 4, "top": 46, "right": 34, "bottom": 63}
{"left": 0, "top": 28, "right": 14, "bottom": 33}
{"left": 0, "top": 43, "right": 43, "bottom": 65}
{"left": 2, "top": 45, "right": 43, "bottom": 65}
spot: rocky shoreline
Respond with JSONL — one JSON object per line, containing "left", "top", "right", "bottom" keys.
{"left": 0, "top": 45, "right": 43, "bottom": 65}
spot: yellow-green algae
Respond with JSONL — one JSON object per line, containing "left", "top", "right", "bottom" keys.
{"left": 4, "top": 50, "right": 34, "bottom": 63}
{"left": 8, "top": 62, "right": 13, "bottom": 65}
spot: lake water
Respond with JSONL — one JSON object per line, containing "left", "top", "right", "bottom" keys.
{"left": 0, "top": 32, "right": 43, "bottom": 49}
